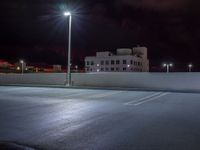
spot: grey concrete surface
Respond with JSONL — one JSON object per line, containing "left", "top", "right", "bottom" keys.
{"left": 0, "top": 86, "right": 200, "bottom": 150}
{"left": 2, "top": 72, "right": 200, "bottom": 92}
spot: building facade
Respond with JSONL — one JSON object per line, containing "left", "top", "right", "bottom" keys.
{"left": 85, "top": 46, "right": 149, "bottom": 72}
{"left": 53, "top": 65, "right": 62, "bottom": 72}
{"left": 14, "top": 62, "right": 27, "bottom": 71}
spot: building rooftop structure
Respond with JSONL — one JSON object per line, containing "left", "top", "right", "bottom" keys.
{"left": 85, "top": 46, "right": 149, "bottom": 72}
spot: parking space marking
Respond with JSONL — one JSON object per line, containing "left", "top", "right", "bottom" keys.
{"left": 124, "top": 92, "right": 169, "bottom": 106}
{"left": 124, "top": 92, "right": 162, "bottom": 105}
{"left": 132, "top": 92, "right": 169, "bottom": 106}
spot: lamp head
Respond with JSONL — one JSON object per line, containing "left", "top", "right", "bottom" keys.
{"left": 188, "top": 64, "right": 193, "bottom": 68}
{"left": 64, "top": 12, "right": 71, "bottom": 16}
{"left": 163, "top": 63, "right": 167, "bottom": 67}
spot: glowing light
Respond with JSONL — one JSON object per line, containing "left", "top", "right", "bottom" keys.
{"left": 17, "top": 66, "right": 20, "bottom": 70}
{"left": 97, "top": 64, "right": 100, "bottom": 67}
{"left": 127, "top": 65, "right": 130, "bottom": 68}
{"left": 188, "top": 64, "right": 193, "bottom": 68}
{"left": 20, "top": 60, "right": 24, "bottom": 64}
{"left": 64, "top": 12, "right": 71, "bottom": 16}
{"left": 163, "top": 63, "right": 167, "bottom": 67}
{"left": 162, "top": 63, "right": 173, "bottom": 73}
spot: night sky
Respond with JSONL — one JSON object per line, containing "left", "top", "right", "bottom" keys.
{"left": 1, "top": 0, "right": 200, "bottom": 71}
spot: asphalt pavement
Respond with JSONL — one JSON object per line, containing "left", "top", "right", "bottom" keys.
{"left": 1, "top": 86, "right": 200, "bottom": 150}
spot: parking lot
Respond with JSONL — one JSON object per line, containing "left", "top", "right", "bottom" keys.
{"left": 1, "top": 86, "right": 200, "bottom": 150}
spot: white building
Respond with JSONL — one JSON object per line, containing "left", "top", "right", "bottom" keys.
{"left": 85, "top": 46, "right": 149, "bottom": 72}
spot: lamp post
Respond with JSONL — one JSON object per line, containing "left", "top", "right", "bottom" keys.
{"left": 20, "top": 60, "right": 24, "bottom": 74}
{"left": 75, "top": 65, "right": 78, "bottom": 72}
{"left": 163, "top": 63, "right": 173, "bottom": 73}
{"left": 64, "top": 12, "right": 72, "bottom": 86}
{"left": 188, "top": 64, "right": 193, "bottom": 72}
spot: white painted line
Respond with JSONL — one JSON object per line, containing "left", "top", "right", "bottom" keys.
{"left": 130, "top": 93, "right": 169, "bottom": 106}
{"left": 124, "top": 92, "right": 162, "bottom": 105}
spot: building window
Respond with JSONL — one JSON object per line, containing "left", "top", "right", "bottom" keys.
{"left": 105, "top": 68, "right": 109, "bottom": 71}
{"left": 105, "top": 60, "right": 109, "bottom": 65}
{"left": 123, "top": 60, "right": 127, "bottom": 64}
{"left": 116, "top": 67, "right": 119, "bottom": 71}
{"left": 111, "top": 68, "right": 114, "bottom": 71}
{"left": 130, "top": 60, "right": 133, "bottom": 64}
{"left": 101, "top": 68, "right": 104, "bottom": 71}
{"left": 138, "top": 62, "right": 140, "bottom": 66}
{"left": 123, "top": 68, "right": 126, "bottom": 71}
{"left": 91, "top": 61, "right": 94, "bottom": 66}
{"left": 134, "top": 61, "right": 137, "bottom": 65}
{"left": 111, "top": 60, "right": 115, "bottom": 65}
{"left": 116, "top": 60, "right": 120, "bottom": 64}
{"left": 101, "top": 60, "right": 104, "bottom": 65}
{"left": 86, "top": 61, "right": 90, "bottom": 65}
{"left": 90, "top": 68, "right": 93, "bottom": 71}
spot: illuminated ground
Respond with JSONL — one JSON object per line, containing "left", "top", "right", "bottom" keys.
{"left": 0, "top": 86, "right": 200, "bottom": 150}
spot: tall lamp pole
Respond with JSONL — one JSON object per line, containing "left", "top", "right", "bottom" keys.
{"left": 188, "top": 64, "right": 193, "bottom": 72}
{"left": 64, "top": 12, "right": 72, "bottom": 86}
{"left": 163, "top": 63, "right": 173, "bottom": 73}
{"left": 20, "top": 60, "right": 24, "bottom": 74}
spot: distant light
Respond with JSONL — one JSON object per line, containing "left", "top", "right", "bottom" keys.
{"left": 20, "top": 60, "right": 24, "bottom": 64}
{"left": 64, "top": 12, "right": 71, "bottom": 16}
{"left": 17, "top": 66, "right": 20, "bottom": 70}
{"left": 97, "top": 64, "right": 100, "bottom": 67}
{"left": 97, "top": 69, "right": 100, "bottom": 72}
{"left": 163, "top": 63, "right": 173, "bottom": 67}
{"left": 163, "top": 63, "right": 167, "bottom": 67}
{"left": 188, "top": 64, "right": 193, "bottom": 68}
{"left": 127, "top": 65, "right": 130, "bottom": 68}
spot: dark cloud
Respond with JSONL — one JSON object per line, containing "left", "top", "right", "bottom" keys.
{"left": 120, "top": 0, "right": 190, "bottom": 11}
{"left": 1, "top": 0, "right": 200, "bottom": 69}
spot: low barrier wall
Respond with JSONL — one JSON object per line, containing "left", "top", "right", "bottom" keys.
{"left": 0, "top": 73, "right": 66, "bottom": 85}
{"left": 0, "top": 73, "right": 200, "bottom": 91}
{"left": 72, "top": 72, "right": 200, "bottom": 91}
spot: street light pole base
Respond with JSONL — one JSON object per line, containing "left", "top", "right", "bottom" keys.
{"left": 66, "top": 84, "right": 71, "bottom": 87}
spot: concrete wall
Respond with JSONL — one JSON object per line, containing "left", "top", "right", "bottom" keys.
{"left": 1, "top": 72, "right": 200, "bottom": 92}
{"left": 0, "top": 73, "right": 67, "bottom": 85}
{"left": 72, "top": 72, "right": 200, "bottom": 91}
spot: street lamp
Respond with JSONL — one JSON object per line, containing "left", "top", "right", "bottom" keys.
{"left": 20, "top": 60, "right": 24, "bottom": 74}
{"left": 163, "top": 63, "right": 173, "bottom": 73}
{"left": 188, "top": 64, "right": 193, "bottom": 72}
{"left": 64, "top": 11, "right": 72, "bottom": 86}
{"left": 75, "top": 65, "right": 78, "bottom": 72}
